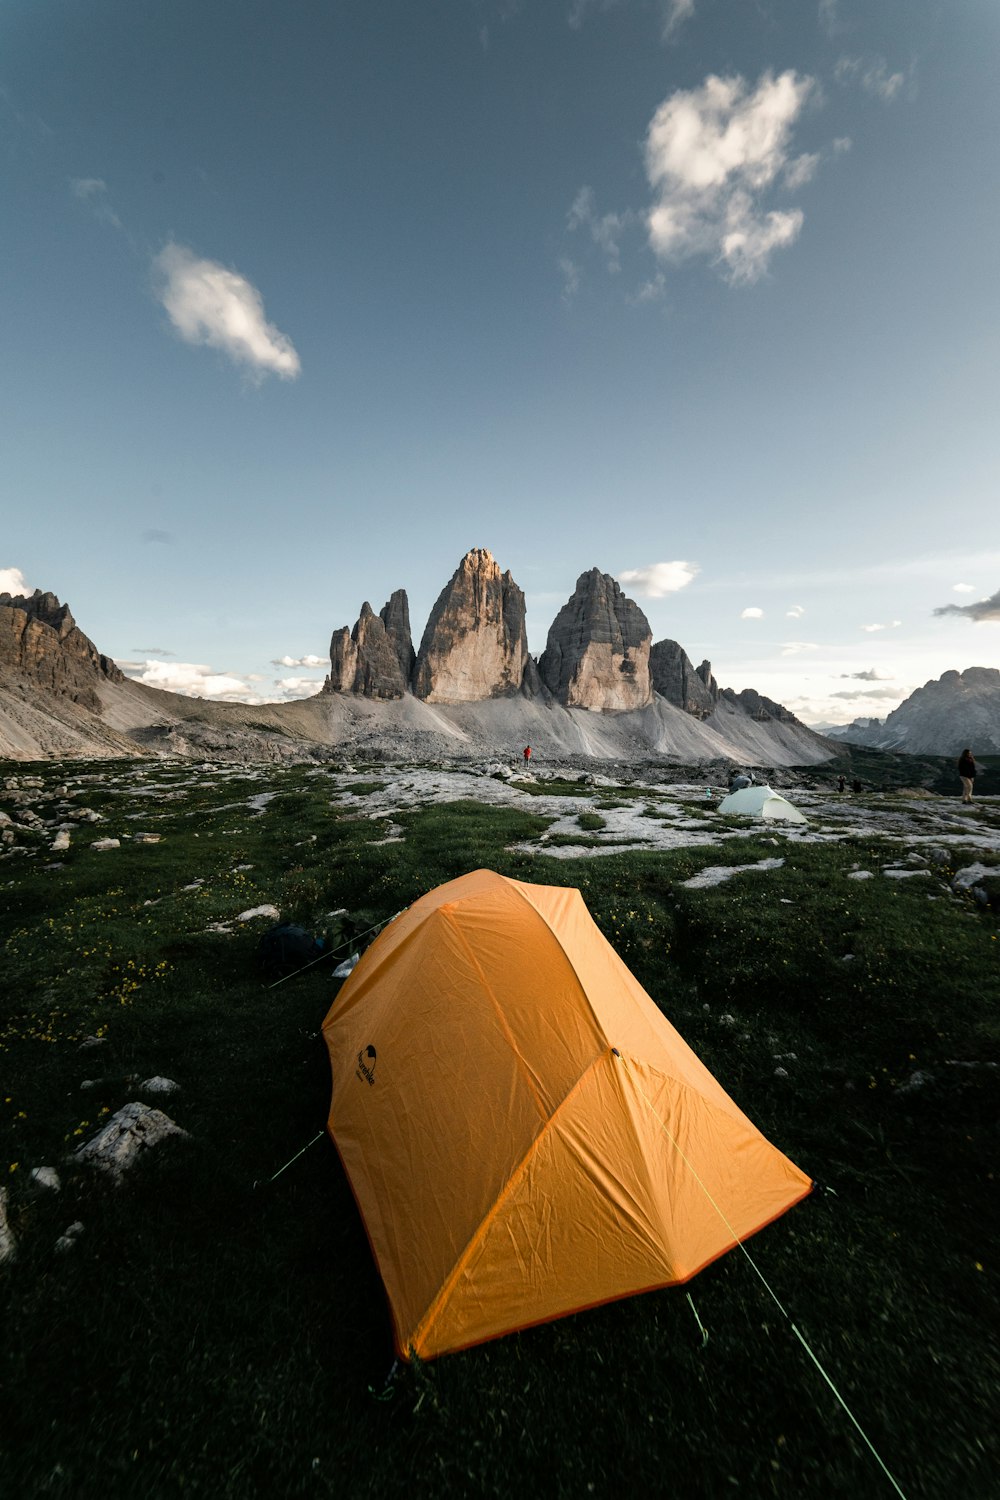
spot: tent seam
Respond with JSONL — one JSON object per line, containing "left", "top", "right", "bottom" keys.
{"left": 408, "top": 1048, "right": 610, "bottom": 1356}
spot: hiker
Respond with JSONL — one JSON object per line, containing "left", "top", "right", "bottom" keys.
{"left": 958, "top": 748, "right": 977, "bottom": 804}
{"left": 729, "top": 770, "right": 751, "bottom": 793}
{"left": 523, "top": 745, "right": 532, "bottom": 765}
{"left": 837, "top": 774, "right": 846, "bottom": 793}
{"left": 851, "top": 778, "right": 862, "bottom": 794}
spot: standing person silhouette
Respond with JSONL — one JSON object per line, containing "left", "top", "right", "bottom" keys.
{"left": 523, "top": 745, "right": 531, "bottom": 766}
{"left": 958, "top": 748, "right": 977, "bottom": 804}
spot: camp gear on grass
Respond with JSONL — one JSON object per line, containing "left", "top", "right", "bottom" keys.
{"left": 323, "top": 869, "right": 811, "bottom": 1361}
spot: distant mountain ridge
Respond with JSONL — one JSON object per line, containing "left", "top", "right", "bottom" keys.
{"left": 824, "top": 668, "right": 1000, "bottom": 756}
{"left": 0, "top": 557, "right": 835, "bottom": 766}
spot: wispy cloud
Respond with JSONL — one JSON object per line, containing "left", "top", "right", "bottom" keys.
{"left": 617, "top": 560, "right": 698, "bottom": 597}
{"left": 834, "top": 56, "right": 908, "bottom": 103}
{"left": 132, "top": 646, "right": 177, "bottom": 658}
{"left": 644, "top": 70, "right": 816, "bottom": 284}
{"left": 840, "top": 668, "right": 893, "bottom": 681}
{"left": 558, "top": 255, "right": 581, "bottom": 303}
{"left": 152, "top": 242, "right": 301, "bottom": 382}
{"left": 786, "top": 604, "right": 805, "bottom": 619}
{"left": 567, "top": 0, "right": 693, "bottom": 40}
{"left": 271, "top": 654, "right": 329, "bottom": 668}
{"left": 780, "top": 641, "right": 818, "bottom": 656}
{"left": 0, "top": 566, "right": 32, "bottom": 597}
{"left": 141, "top": 528, "right": 173, "bottom": 545}
{"left": 740, "top": 606, "right": 764, "bottom": 619}
{"left": 861, "top": 620, "right": 901, "bottom": 632}
{"left": 271, "top": 676, "right": 326, "bottom": 700}
{"left": 952, "top": 583, "right": 976, "bottom": 594}
{"left": 70, "top": 176, "right": 122, "bottom": 229}
{"left": 567, "top": 187, "right": 634, "bottom": 273}
{"left": 933, "top": 587, "right": 1000, "bottom": 624}
{"left": 830, "top": 686, "right": 903, "bottom": 701}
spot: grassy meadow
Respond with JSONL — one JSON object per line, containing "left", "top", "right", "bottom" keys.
{"left": 1, "top": 756, "right": 998, "bottom": 1499}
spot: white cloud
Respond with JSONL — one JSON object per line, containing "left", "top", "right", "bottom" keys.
{"left": 644, "top": 70, "right": 816, "bottom": 284}
{"left": 834, "top": 56, "right": 907, "bottom": 103}
{"left": 660, "top": 0, "right": 694, "bottom": 40}
{"left": 861, "top": 620, "right": 901, "bottom": 632}
{"left": 153, "top": 242, "right": 301, "bottom": 381}
{"left": 741, "top": 606, "right": 764, "bottom": 619}
{"left": 271, "top": 654, "right": 329, "bottom": 668}
{"left": 0, "top": 566, "right": 32, "bottom": 596}
{"left": 953, "top": 583, "right": 976, "bottom": 594}
{"left": 120, "top": 659, "right": 267, "bottom": 702}
{"left": 832, "top": 136, "right": 852, "bottom": 154}
{"left": 786, "top": 604, "right": 805, "bottom": 619}
{"left": 617, "top": 560, "right": 699, "bottom": 597}
{"left": 840, "top": 668, "right": 893, "bottom": 681}
{"left": 271, "top": 676, "right": 326, "bottom": 700}
{"left": 780, "top": 641, "right": 819, "bottom": 656}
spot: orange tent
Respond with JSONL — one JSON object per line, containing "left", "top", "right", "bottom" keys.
{"left": 323, "top": 869, "right": 811, "bottom": 1361}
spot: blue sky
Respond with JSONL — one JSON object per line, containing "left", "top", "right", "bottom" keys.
{"left": 2, "top": 0, "right": 998, "bottom": 723}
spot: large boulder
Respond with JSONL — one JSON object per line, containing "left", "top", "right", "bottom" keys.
{"left": 538, "top": 570, "right": 652, "bottom": 711}
{"left": 412, "top": 549, "right": 530, "bottom": 702}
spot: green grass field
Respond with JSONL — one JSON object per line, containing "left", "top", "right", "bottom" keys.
{"left": 1, "top": 758, "right": 998, "bottom": 1499}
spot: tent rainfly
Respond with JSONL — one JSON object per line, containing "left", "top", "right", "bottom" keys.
{"left": 323, "top": 869, "right": 811, "bottom": 1361}
{"left": 718, "top": 785, "right": 807, "bottom": 822}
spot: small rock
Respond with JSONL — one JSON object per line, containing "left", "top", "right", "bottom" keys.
{"left": 847, "top": 870, "right": 874, "bottom": 881}
{"left": 882, "top": 868, "right": 931, "bottom": 880}
{"left": 133, "top": 833, "right": 161, "bottom": 844}
{"left": 773, "top": 1067, "right": 789, "bottom": 1079}
{"left": 952, "top": 863, "right": 993, "bottom": 892}
{"left": 719, "top": 1013, "right": 736, "bottom": 1026}
{"left": 0, "top": 1186, "right": 15, "bottom": 1264}
{"left": 140, "top": 1076, "right": 180, "bottom": 1095}
{"left": 236, "top": 904, "right": 281, "bottom": 922}
{"left": 29, "top": 1166, "right": 61, "bottom": 1193}
{"left": 91, "top": 838, "right": 121, "bottom": 852}
{"left": 55, "top": 1221, "right": 84, "bottom": 1253}
{"left": 333, "top": 953, "right": 360, "bottom": 979}
{"left": 895, "top": 1070, "right": 936, "bottom": 1097}
{"left": 79, "top": 1035, "right": 106, "bottom": 1050}
{"left": 51, "top": 831, "right": 71, "bottom": 852}
{"left": 841, "top": 954, "right": 855, "bottom": 963}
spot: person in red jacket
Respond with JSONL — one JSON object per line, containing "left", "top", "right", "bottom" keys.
{"left": 523, "top": 745, "right": 532, "bottom": 765}
{"left": 958, "top": 748, "right": 977, "bottom": 803}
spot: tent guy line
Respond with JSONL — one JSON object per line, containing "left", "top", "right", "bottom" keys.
{"left": 619, "top": 1052, "right": 910, "bottom": 1500}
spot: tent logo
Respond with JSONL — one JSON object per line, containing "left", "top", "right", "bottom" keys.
{"left": 356, "top": 1045, "right": 377, "bottom": 1087}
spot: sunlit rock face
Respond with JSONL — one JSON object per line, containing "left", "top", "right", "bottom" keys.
{"left": 538, "top": 569, "right": 652, "bottom": 712}
{"left": 649, "top": 640, "right": 717, "bottom": 718}
{"left": 325, "top": 600, "right": 408, "bottom": 699}
{"left": 0, "top": 590, "right": 124, "bottom": 711}
{"left": 412, "top": 549, "right": 529, "bottom": 703}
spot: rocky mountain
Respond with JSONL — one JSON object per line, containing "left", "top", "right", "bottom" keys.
{"left": 825, "top": 668, "right": 1000, "bottom": 756}
{"left": 538, "top": 569, "right": 652, "bottom": 711}
{"left": 0, "top": 554, "right": 836, "bottom": 767}
{"left": 0, "top": 590, "right": 123, "bottom": 712}
{"left": 326, "top": 599, "right": 408, "bottom": 699}
{"left": 412, "top": 549, "right": 531, "bottom": 703}
{"left": 649, "top": 641, "right": 717, "bottom": 718}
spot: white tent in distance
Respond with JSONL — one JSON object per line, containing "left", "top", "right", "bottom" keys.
{"left": 717, "top": 785, "right": 807, "bottom": 823}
